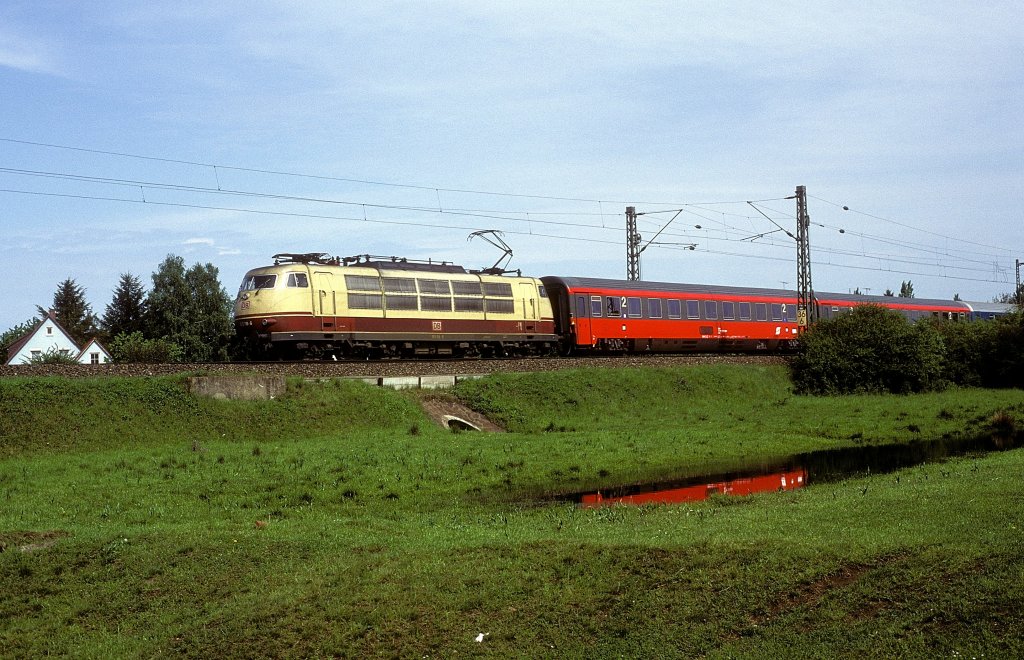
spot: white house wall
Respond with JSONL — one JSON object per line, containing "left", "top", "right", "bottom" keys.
{"left": 6, "top": 320, "right": 80, "bottom": 365}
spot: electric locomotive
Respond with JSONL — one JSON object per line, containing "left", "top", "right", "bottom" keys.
{"left": 234, "top": 253, "right": 557, "bottom": 359}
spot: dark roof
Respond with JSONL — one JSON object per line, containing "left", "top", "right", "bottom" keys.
{"left": 540, "top": 276, "right": 971, "bottom": 311}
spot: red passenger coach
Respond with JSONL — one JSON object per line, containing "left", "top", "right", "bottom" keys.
{"left": 541, "top": 277, "right": 803, "bottom": 353}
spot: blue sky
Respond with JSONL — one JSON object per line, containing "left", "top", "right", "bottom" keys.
{"left": 2, "top": 1, "right": 1022, "bottom": 332}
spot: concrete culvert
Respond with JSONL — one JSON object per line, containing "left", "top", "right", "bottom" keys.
{"left": 443, "top": 415, "right": 481, "bottom": 432}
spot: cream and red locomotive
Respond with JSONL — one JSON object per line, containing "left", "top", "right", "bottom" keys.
{"left": 234, "top": 253, "right": 557, "bottom": 359}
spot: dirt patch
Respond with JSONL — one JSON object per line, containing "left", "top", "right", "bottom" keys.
{"left": 418, "top": 395, "right": 505, "bottom": 432}
{"left": 0, "top": 530, "right": 70, "bottom": 553}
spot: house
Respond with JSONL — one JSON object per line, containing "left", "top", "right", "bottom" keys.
{"left": 3, "top": 311, "right": 111, "bottom": 365}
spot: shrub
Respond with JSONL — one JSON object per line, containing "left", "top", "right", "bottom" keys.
{"left": 108, "top": 331, "right": 184, "bottom": 363}
{"left": 24, "top": 346, "right": 80, "bottom": 365}
{"left": 791, "top": 305, "right": 946, "bottom": 395}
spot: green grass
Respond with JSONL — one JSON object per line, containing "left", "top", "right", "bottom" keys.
{"left": 1, "top": 366, "right": 1022, "bottom": 657}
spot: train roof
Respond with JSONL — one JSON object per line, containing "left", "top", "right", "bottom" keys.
{"left": 960, "top": 300, "right": 1016, "bottom": 314}
{"left": 540, "top": 276, "right": 970, "bottom": 310}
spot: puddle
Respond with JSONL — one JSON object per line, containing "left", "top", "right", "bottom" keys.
{"left": 571, "top": 431, "right": 1021, "bottom": 507}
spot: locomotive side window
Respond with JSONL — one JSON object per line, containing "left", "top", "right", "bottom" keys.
{"left": 667, "top": 299, "right": 681, "bottom": 319}
{"left": 627, "top": 297, "right": 642, "bottom": 318}
{"left": 348, "top": 293, "right": 383, "bottom": 309}
{"left": 241, "top": 274, "right": 277, "bottom": 291}
{"left": 385, "top": 295, "right": 418, "bottom": 310}
{"left": 452, "top": 281, "right": 482, "bottom": 295}
{"left": 483, "top": 282, "right": 513, "bottom": 297}
{"left": 286, "top": 273, "right": 309, "bottom": 288}
{"left": 606, "top": 296, "right": 622, "bottom": 317}
{"left": 648, "top": 298, "right": 662, "bottom": 319}
{"left": 755, "top": 303, "right": 768, "bottom": 321}
{"left": 739, "top": 302, "right": 752, "bottom": 320}
{"left": 538, "top": 285, "right": 548, "bottom": 298}
{"left": 686, "top": 300, "right": 700, "bottom": 319}
{"left": 453, "top": 297, "right": 481, "bottom": 312}
{"left": 705, "top": 301, "right": 718, "bottom": 320}
{"left": 424, "top": 296, "right": 455, "bottom": 311}
{"left": 383, "top": 277, "right": 416, "bottom": 293}
{"left": 418, "top": 279, "right": 451, "bottom": 295}
{"left": 345, "top": 275, "right": 381, "bottom": 291}
{"left": 722, "top": 301, "right": 735, "bottom": 320}
{"left": 591, "top": 296, "right": 603, "bottom": 317}
{"left": 485, "top": 299, "right": 515, "bottom": 314}
{"left": 771, "top": 303, "right": 783, "bottom": 321}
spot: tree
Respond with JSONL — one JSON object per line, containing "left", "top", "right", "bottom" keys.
{"left": 883, "top": 289, "right": 895, "bottom": 297}
{"left": 101, "top": 273, "right": 147, "bottom": 342}
{"left": 1, "top": 318, "right": 39, "bottom": 364}
{"left": 899, "top": 280, "right": 915, "bottom": 298}
{"left": 37, "top": 278, "right": 98, "bottom": 345}
{"left": 953, "top": 293, "right": 962, "bottom": 301}
{"left": 146, "top": 255, "right": 233, "bottom": 362}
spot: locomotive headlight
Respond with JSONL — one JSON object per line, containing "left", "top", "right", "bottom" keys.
{"left": 241, "top": 293, "right": 250, "bottom": 300}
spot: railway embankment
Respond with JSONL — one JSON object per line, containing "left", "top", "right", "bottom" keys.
{"left": 1, "top": 364, "right": 1022, "bottom": 656}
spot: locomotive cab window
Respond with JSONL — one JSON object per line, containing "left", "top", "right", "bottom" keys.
{"left": 241, "top": 274, "right": 277, "bottom": 291}
{"left": 286, "top": 273, "right": 309, "bottom": 288}
{"left": 538, "top": 285, "right": 548, "bottom": 298}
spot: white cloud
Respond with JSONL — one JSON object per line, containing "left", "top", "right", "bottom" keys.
{"left": 183, "top": 237, "right": 215, "bottom": 246}
{"left": 0, "top": 28, "right": 61, "bottom": 75}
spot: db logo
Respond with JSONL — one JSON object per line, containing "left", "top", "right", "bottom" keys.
{"left": 432, "top": 321, "right": 442, "bottom": 331}
{"left": 240, "top": 301, "right": 251, "bottom": 309}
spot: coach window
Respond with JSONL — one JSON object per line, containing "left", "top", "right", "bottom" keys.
{"left": 722, "top": 301, "right": 735, "bottom": 320}
{"left": 627, "top": 297, "right": 642, "bottom": 318}
{"left": 739, "top": 302, "right": 752, "bottom": 321}
{"left": 287, "top": 273, "right": 309, "bottom": 288}
{"left": 590, "top": 296, "right": 603, "bottom": 317}
{"left": 606, "top": 296, "right": 622, "bottom": 317}
{"left": 705, "top": 301, "right": 718, "bottom": 320}
{"left": 667, "top": 299, "right": 681, "bottom": 319}
{"left": 771, "top": 303, "right": 783, "bottom": 321}
{"left": 648, "top": 298, "right": 662, "bottom": 319}
{"left": 575, "top": 296, "right": 588, "bottom": 318}
{"left": 686, "top": 300, "right": 700, "bottom": 319}
{"left": 755, "top": 303, "right": 768, "bottom": 321}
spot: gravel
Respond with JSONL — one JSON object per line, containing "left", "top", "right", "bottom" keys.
{"left": 0, "top": 354, "right": 788, "bottom": 379}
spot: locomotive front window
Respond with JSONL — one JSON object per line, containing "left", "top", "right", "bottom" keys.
{"left": 241, "top": 274, "right": 277, "bottom": 291}
{"left": 286, "top": 273, "right": 309, "bottom": 288}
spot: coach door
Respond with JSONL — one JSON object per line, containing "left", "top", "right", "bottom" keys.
{"left": 572, "top": 294, "right": 594, "bottom": 347}
{"left": 313, "top": 271, "right": 337, "bottom": 329}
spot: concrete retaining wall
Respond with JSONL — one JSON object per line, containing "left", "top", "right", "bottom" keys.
{"left": 188, "top": 376, "right": 287, "bottom": 400}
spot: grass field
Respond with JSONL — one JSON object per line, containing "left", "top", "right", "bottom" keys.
{"left": 1, "top": 365, "right": 1022, "bottom": 657}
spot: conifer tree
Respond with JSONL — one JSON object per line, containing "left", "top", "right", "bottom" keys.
{"left": 37, "top": 278, "right": 98, "bottom": 345}
{"left": 102, "top": 273, "right": 147, "bottom": 341}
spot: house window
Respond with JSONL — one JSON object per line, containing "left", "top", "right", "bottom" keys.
{"left": 31, "top": 350, "right": 41, "bottom": 358}
{"left": 90, "top": 353, "right": 100, "bottom": 365}
{"left": 47, "top": 326, "right": 53, "bottom": 335}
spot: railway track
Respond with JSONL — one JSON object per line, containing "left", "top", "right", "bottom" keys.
{"left": 0, "top": 354, "right": 787, "bottom": 379}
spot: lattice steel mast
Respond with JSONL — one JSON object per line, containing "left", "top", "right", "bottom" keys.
{"left": 795, "top": 185, "right": 816, "bottom": 330}
{"left": 626, "top": 206, "right": 641, "bottom": 281}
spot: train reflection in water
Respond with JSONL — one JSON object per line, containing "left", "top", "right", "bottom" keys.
{"left": 580, "top": 468, "right": 807, "bottom": 507}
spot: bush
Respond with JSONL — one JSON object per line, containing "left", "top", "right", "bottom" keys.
{"left": 791, "top": 305, "right": 946, "bottom": 395}
{"left": 24, "top": 346, "right": 80, "bottom": 365}
{"left": 108, "top": 331, "right": 184, "bottom": 363}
